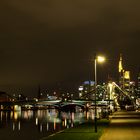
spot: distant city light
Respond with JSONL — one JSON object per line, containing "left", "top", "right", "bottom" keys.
{"left": 78, "top": 86, "right": 83, "bottom": 91}
{"left": 84, "top": 81, "right": 95, "bottom": 85}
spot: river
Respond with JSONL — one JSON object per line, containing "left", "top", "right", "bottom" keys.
{"left": 0, "top": 109, "right": 95, "bottom": 140}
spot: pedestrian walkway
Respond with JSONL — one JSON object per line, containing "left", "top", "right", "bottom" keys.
{"left": 100, "top": 110, "right": 140, "bottom": 140}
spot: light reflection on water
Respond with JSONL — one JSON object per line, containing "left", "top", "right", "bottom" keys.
{"left": 0, "top": 109, "right": 94, "bottom": 140}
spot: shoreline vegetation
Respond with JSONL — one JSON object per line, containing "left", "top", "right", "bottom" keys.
{"left": 41, "top": 119, "right": 110, "bottom": 140}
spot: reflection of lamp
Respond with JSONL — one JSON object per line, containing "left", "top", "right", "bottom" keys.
{"left": 94, "top": 55, "right": 105, "bottom": 133}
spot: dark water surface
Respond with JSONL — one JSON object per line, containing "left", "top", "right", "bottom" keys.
{"left": 0, "top": 109, "right": 94, "bottom": 140}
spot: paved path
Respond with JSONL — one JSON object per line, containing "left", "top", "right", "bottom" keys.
{"left": 100, "top": 110, "right": 140, "bottom": 140}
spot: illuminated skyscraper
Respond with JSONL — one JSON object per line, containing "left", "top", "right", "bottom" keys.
{"left": 119, "top": 54, "right": 123, "bottom": 73}
{"left": 118, "top": 54, "right": 131, "bottom": 92}
{"left": 124, "top": 71, "right": 130, "bottom": 92}
{"left": 118, "top": 54, "right": 124, "bottom": 89}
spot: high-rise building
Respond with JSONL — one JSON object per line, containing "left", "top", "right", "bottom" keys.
{"left": 78, "top": 81, "right": 94, "bottom": 99}
{"left": 118, "top": 54, "right": 124, "bottom": 89}
{"left": 124, "top": 71, "right": 131, "bottom": 92}
{"left": 119, "top": 54, "right": 123, "bottom": 73}
{"left": 118, "top": 54, "right": 131, "bottom": 92}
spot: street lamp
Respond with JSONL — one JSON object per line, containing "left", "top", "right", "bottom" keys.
{"left": 94, "top": 55, "right": 105, "bottom": 133}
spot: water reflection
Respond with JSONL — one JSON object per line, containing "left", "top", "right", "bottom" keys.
{"left": 0, "top": 109, "right": 95, "bottom": 140}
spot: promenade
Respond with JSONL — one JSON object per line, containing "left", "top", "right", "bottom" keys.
{"left": 100, "top": 110, "right": 140, "bottom": 140}
{"left": 41, "top": 110, "right": 140, "bottom": 140}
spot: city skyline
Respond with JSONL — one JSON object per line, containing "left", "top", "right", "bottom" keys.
{"left": 0, "top": 1, "right": 140, "bottom": 96}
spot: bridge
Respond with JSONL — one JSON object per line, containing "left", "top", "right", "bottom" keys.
{"left": 35, "top": 99, "right": 111, "bottom": 112}
{"left": 107, "top": 82, "right": 137, "bottom": 110}
{"left": 0, "top": 82, "right": 137, "bottom": 111}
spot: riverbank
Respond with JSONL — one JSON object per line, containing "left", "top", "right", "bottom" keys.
{"left": 41, "top": 119, "right": 110, "bottom": 140}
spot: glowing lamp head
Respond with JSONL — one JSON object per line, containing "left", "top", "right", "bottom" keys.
{"left": 97, "top": 56, "right": 105, "bottom": 63}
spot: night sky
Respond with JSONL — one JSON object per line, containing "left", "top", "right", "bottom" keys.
{"left": 0, "top": 0, "right": 140, "bottom": 96}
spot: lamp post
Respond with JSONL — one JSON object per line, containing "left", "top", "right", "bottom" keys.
{"left": 94, "top": 55, "right": 105, "bottom": 133}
